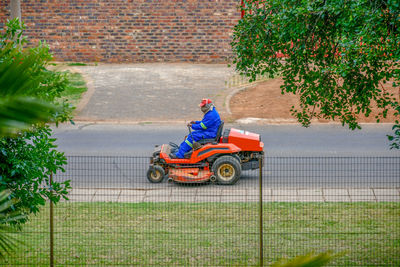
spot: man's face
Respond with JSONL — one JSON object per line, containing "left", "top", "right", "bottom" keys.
{"left": 200, "top": 105, "right": 208, "bottom": 113}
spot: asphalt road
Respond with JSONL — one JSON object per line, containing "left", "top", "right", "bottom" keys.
{"left": 52, "top": 122, "right": 400, "bottom": 189}
{"left": 53, "top": 122, "right": 398, "bottom": 156}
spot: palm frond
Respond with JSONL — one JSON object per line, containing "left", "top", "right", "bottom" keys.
{"left": 0, "top": 190, "right": 26, "bottom": 259}
{"left": 0, "top": 51, "right": 58, "bottom": 136}
{"left": 271, "top": 252, "right": 334, "bottom": 267}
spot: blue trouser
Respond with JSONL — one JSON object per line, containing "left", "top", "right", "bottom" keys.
{"left": 176, "top": 131, "right": 210, "bottom": 158}
{"left": 176, "top": 135, "right": 196, "bottom": 158}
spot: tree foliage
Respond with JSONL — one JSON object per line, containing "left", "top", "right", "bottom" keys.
{"left": 0, "top": 52, "right": 58, "bottom": 136}
{"left": 232, "top": 0, "right": 400, "bottom": 148}
{"left": 0, "top": 19, "right": 72, "bottom": 224}
{"left": 0, "top": 190, "right": 26, "bottom": 259}
{"left": 0, "top": 19, "right": 72, "bottom": 133}
{"left": 271, "top": 251, "right": 333, "bottom": 267}
{"left": 0, "top": 126, "right": 69, "bottom": 221}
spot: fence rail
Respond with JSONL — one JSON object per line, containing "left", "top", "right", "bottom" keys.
{"left": 4, "top": 156, "right": 399, "bottom": 266}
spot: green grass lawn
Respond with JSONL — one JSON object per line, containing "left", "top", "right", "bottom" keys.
{"left": 4, "top": 202, "right": 399, "bottom": 266}
{"left": 59, "top": 71, "right": 87, "bottom": 108}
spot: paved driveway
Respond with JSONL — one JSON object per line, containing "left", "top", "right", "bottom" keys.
{"left": 75, "top": 63, "right": 234, "bottom": 122}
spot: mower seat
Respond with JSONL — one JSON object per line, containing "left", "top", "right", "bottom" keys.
{"left": 197, "top": 121, "right": 224, "bottom": 145}
{"left": 183, "top": 121, "right": 224, "bottom": 159}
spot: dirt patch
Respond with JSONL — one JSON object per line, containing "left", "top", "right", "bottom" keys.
{"left": 230, "top": 77, "right": 399, "bottom": 123}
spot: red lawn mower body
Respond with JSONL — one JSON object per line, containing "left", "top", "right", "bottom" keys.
{"left": 147, "top": 125, "right": 264, "bottom": 185}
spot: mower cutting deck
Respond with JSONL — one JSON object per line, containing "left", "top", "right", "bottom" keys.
{"left": 147, "top": 123, "right": 264, "bottom": 185}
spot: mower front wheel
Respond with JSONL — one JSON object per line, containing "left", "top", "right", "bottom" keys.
{"left": 212, "top": 156, "right": 241, "bottom": 185}
{"left": 147, "top": 165, "right": 165, "bottom": 183}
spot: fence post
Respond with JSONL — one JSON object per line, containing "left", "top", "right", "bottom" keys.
{"left": 50, "top": 173, "right": 54, "bottom": 267}
{"left": 259, "top": 156, "right": 264, "bottom": 266}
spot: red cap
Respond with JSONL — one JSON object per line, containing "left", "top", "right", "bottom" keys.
{"left": 199, "top": 98, "right": 212, "bottom": 107}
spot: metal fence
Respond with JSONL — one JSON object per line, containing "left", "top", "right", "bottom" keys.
{"left": 4, "top": 156, "right": 400, "bottom": 266}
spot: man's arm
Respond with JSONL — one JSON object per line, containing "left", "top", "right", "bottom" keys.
{"left": 192, "top": 114, "right": 213, "bottom": 131}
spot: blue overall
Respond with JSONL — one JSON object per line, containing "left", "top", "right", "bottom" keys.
{"left": 175, "top": 107, "right": 221, "bottom": 158}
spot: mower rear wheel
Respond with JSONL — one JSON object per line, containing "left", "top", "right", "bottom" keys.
{"left": 147, "top": 165, "right": 165, "bottom": 183}
{"left": 212, "top": 156, "right": 241, "bottom": 185}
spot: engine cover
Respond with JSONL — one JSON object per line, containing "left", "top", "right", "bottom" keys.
{"left": 225, "top": 128, "right": 264, "bottom": 152}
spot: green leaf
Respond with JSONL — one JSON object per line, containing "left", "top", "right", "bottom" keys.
{"left": 0, "top": 190, "right": 25, "bottom": 258}
{"left": 231, "top": 0, "right": 400, "bottom": 149}
{"left": 271, "top": 251, "right": 335, "bottom": 267}
{"left": 0, "top": 18, "right": 70, "bottom": 225}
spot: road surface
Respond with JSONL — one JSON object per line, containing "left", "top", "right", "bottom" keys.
{"left": 52, "top": 123, "right": 400, "bottom": 189}
{"left": 53, "top": 122, "right": 398, "bottom": 156}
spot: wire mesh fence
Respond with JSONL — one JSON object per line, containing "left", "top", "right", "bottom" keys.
{"left": 3, "top": 156, "right": 400, "bottom": 266}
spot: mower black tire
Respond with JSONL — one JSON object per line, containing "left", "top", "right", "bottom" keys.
{"left": 212, "top": 155, "right": 242, "bottom": 185}
{"left": 147, "top": 165, "right": 165, "bottom": 183}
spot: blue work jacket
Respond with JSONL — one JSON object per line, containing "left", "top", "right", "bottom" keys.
{"left": 191, "top": 107, "right": 221, "bottom": 140}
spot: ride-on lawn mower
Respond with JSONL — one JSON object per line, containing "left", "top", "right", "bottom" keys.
{"left": 147, "top": 122, "right": 264, "bottom": 185}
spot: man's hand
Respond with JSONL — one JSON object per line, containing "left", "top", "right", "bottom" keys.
{"left": 187, "top": 121, "right": 195, "bottom": 127}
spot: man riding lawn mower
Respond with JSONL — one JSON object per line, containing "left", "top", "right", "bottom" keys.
{"left": 147, "top": 99, "right": 264, "bottom": 185}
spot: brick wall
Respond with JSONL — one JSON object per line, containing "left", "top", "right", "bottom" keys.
{"left": 0, "top": 0, "right": 240, "bottom": 63}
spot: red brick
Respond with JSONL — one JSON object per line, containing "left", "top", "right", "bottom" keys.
{"left": 0, "top": 0, "right": 240, "bottom": 63}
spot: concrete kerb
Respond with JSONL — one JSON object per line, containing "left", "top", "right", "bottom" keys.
{"left": 73, "top": 66, "right": 96, "bottom": 115}
{"left": 66, "top": 63, "right": 300, "bottom": 125}
{"left": 59, "top": 64, "right": 400, "bottom": 126}
{"left": 64, "top": 187, "right": 400, "bottom": 203}
{"left": 47, "top": 64, "right": 96, "bottom": 116}
{"left": 224, "top": 78, "right": 300, "bottom": 124}
{"left": 224, "top": 84, "right": 256, "bottom": 116}
{"left": 68, "top": 63, "right": 237, "bottom": 122}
